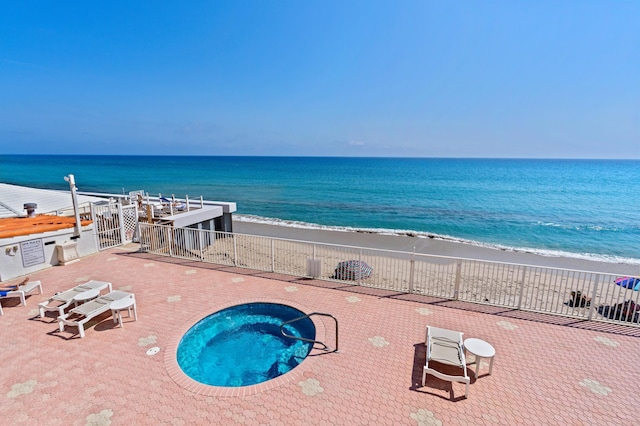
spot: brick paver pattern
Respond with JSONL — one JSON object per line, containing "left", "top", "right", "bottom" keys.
{"left": 1, "top": 244, "right": 638, "bottom": 425}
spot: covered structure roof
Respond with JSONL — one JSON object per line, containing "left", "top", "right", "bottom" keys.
{"left": 0, "top": 183, "right": 105, "bottom": 218}
{"left": 0, "top": 214, "right": 93, "bottom": 239}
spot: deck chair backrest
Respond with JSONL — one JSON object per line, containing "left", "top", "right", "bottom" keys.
{"left": 429, "top": 336, "right": 464, "bottom": 367}
{"left": 69, "top": 298, "right": 111, "bottom": 317}
{"left": 52, "top": 287, "right": 86, "bottom": 303}
{"left": 69, "top": 290, "right": 131, "bottom": 317}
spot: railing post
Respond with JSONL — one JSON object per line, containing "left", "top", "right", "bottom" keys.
{"left": 358, "top": 249, "right": 363, "bottom": 282}
{"left": 185, "top": 195, "right": 190, "bottom": 212}
{"left": 517, "top": 266, "right": 528, "bottom": 310}
{"left": 453, "top": 261, "right": 462, "bottom": 300}
{"left": 587, "top": 274, "right": 600, "bottom": 320}
{"left": 198, "top": 229, "right": 204, "bottom": 261}
{"left": 233, "top": 234, "right": 238, "bottom": 266}
{"left": 133, "top": 203, "right": 140, "bottom": 243}
{"left": 166, "top": 226, "right": 173, "bottom": 257}
{"left": 408, "top": 249, "right": 415, "bottom": 294}
{"left": 90, "top": 203, "right": 100, "bottom": 252}
{"left": 271, "top": 239, "right": 275, "bottom": 272}
{"left": 117, "top": 200, "right": 126, "bottom": 246}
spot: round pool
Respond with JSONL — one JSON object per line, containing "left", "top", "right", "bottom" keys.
{"left": 177, "top": 303, "right": 316, "bottom": 387}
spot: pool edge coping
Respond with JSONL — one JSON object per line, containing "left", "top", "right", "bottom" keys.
{"left": 163, "top": 297, "right": 328, "bottom": 397}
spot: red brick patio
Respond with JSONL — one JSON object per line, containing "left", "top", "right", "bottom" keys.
{"left": 1, "top": 244, "right": 638, "bottom": 425}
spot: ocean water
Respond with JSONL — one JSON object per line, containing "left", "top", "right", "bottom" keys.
{"left": 1, "top": 155, "right": 639, "bottom": 264}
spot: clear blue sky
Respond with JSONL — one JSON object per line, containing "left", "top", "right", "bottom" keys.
{"left": 1, "top": 1, "right": 638, "bottom": 158}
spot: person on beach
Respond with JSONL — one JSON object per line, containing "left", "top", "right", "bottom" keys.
{"left": 0, "top": 277, "right": 30, "bottom": 294}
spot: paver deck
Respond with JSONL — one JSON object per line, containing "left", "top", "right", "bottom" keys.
{"left": 1, "top": 244, "right": 638, "bottom": 425}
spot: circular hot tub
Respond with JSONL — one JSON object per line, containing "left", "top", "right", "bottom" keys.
{"left": 177, "top": 303, "right": 315, "bottom": 387}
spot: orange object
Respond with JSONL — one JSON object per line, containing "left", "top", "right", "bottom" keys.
{"left": 0, "top": 215, "right": 92, "bottom": 239}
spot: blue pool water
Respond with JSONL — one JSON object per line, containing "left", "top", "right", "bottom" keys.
{"left": 177, "top": 303, "right": 315, "bottom": 387}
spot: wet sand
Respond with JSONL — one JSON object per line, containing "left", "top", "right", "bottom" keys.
{"left": 234, "top": 219, "right": 639, "bottom": 276}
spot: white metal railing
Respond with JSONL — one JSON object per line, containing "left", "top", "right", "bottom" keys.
{"left": 138, "top": 223, "right": 640, "bottom": 327}
{"left": 91, "top": 202, "right": 138, "bottom": 250}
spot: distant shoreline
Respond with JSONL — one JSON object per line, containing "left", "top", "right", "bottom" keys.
{"left": 234, "top": 216, "right": 640, "bottom": 276}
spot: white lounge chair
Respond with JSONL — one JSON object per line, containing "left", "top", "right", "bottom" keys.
{"left": 0, "top": 279, "right": 43, "bottom": 315}
{"left": 39, "top": 280, "right": 112, "bottom": 318}
{"left": 422, "top": 326, "right": 470, "bottom": 398}
{"left": 57, "top": 290, "right": 133, "bottom": 338}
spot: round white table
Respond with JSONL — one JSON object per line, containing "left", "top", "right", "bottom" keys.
{"left": 110, "top": 296, "right": 137, "bottom": 328}
{"left": 464, "top": 338, "right": 495, "bottom": 377}
{"left": 73, "top": 288, "right": 100, "bottom": 306}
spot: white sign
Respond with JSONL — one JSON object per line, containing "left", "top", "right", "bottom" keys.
{"left": 21, "top": 239, "right": 46, "bottom": 267}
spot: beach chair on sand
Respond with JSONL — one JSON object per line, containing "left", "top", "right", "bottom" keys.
{"left": 422, "top": 326, "right": 470, "bottom": 398}
{"left": 0, "top": 279, "right": 43, "bottom": 314}
{"left": 39, "top": 280, "right": 112, "bottom": 318}
{"left": 57, "top": 290, "right": 133, "bottom": 338}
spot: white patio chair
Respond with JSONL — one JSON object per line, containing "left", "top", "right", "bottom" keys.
{"left": 422, "top": 326, "right": 470, "bottom": 398}
{"left": 39, "top": 280, "right": 112, "bottom": 318}
{"left": 57, "top": 290, "right": 133, "bottom": 338}
{"left": 0, "top": 280, "right": 43, "bottom": 314}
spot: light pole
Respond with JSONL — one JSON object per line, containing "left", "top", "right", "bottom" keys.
{"left": 64, "top": 174, "right": 82, "bottom": 238}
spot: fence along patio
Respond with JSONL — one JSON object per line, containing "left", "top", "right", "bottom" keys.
{"left": 138, "top": 222, "right": 640, "bottom": 327}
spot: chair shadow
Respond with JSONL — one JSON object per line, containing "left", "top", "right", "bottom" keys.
{"left": 0, "top": 298, "right": 23, "bottom": 309}
{"left": 45, "top": 311, "right": 119, "bottom": 340}
{"left": 409, "top": 342, "right": 471, "bottom": 402}
{"left": 29, "top": 310, "right": 59, "bottom": 323}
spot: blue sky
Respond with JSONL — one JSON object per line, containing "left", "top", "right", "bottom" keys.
{"left": 1, "top": 1, "right": 638, "bottom": 158}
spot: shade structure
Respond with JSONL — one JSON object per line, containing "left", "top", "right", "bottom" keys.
{"left": 334, "top": 260, "right": 373, "bottom": 280}
{"left": 615, "top": 277, "right": 640, "bottom": 291}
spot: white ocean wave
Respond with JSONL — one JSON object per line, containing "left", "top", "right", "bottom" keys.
{"left": 536, "top": 221, "right": 621, "bottom": 232}
{"left": 236, "top": 215, "right": 640, "bottom": 266}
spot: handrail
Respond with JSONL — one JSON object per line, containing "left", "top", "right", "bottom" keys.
{"left": 280, "top": 312, "right": 339, "bottom": 353}
{"left": 137, "top": 222, "right": 640, "bottom": 328}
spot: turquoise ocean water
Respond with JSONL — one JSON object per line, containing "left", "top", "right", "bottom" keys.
{"left": 1, "top": 155, "right": 639, "bottom": 264}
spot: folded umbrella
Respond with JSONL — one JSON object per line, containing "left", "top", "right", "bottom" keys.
{"left": 334, "top": 260, "right": 373, "bottom": 280}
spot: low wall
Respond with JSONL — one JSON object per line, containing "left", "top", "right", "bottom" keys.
{"left": 0, "top": 226, "right": 98, "bottom": 282}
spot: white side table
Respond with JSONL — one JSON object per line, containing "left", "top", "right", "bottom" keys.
{"left": 73, "top": 289, "right": 100, "bottom": 306}
{"left": 110, "top": 296, "right": 137, "bottom": 328}
{"left": 464, "top": 338, "right": 495, "bottom": 377}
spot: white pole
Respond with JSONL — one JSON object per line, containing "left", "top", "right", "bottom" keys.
{"left": 65, "top": 174, "right": 82, "bottom": 238}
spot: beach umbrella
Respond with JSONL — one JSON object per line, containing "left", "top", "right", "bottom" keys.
{"left": 334, "top": 260, "right": 373, "bottom": 280}
{"left": 614, "top": 276, "right": 640, "bottom": 291}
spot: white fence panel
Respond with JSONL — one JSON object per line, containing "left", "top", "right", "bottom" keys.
{"left": 92, "top": 202, "right": 122, "bottom": 250}
{"left": 136, "top": 223, "right": 640, "bottom": 327}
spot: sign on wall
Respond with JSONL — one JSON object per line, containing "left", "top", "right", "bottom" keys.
{"left": 21, "top": 239, "right": 46, "bottom": 267}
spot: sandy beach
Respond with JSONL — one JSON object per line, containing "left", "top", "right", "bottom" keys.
{"left": 234, "top": 219, "right": 640, "bottom": 276}
{"left": 220, "top": 220, "right": 640, "bottom": 322}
